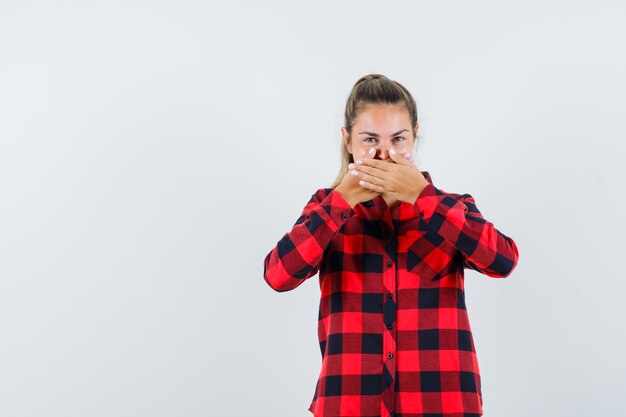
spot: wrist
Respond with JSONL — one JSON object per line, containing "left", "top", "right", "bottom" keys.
{"left": 334, "top": 186, "right": 357, "bottom": 208}
{"left": 408, "top": 183, "right": 429, "bottom": 205}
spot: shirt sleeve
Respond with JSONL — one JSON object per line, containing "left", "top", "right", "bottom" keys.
{"left": 413, "top": 183, "right": 520, "bottom": 278}
{"left": 263, "top": 188, "right": 356, "bottom": 292}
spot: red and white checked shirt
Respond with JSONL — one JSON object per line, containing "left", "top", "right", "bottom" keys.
{"left": 263, "top": 171, "right": 519, "bottom": 417}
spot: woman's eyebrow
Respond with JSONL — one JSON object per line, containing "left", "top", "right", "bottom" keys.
{"left": 358, "top": 129, "right": 409, "bottom": 137}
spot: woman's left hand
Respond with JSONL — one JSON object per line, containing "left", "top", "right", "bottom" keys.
{"left": 347, "top": 150, "right": 430, "bottom": 204}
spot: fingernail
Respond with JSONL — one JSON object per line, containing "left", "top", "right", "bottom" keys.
{"left": 348, "top": 163, "right": 354, "bottom": 169}
{"left": 350, "top": 169, "right": 358, "bottom": 176}
{"left": 404, "top": 152, "right": 411, "bottom": 158}
{"left": 356, "top": 159, "right": 363, "bottom": 164}
{"left": 390, "top": 149, "right": 396, "bottom": 155}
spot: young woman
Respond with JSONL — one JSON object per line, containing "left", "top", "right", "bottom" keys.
{"left": 263, "top": 73, "right": 519, "bottom": 417}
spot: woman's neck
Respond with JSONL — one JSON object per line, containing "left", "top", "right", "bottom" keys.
{"left": 382, "top": 194, "right": 400, "bottom": 210}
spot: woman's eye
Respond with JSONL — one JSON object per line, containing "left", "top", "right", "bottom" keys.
{"left": 363, "top": 136, "right": 404, "bottom": 143}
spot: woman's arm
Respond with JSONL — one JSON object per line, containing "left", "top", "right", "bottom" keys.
{"left": 413, "top": 183, "right": 520, "bottom": 278}
{"left": 263, "top": 188, "right": 355, "bottom": 292}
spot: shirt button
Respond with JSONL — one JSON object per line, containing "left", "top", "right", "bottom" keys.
{"left": 341, "top": 214, "right": 347, "bottom": 220}
{"left": 387, "top": 261, "right": 393, "bottom": 268}
{"left": 419, "top": 211, "right": 424, "bottom": 217}
{"left": 386, "top": 323, "right": 392, "bottom": 330}
{"left": 388, "top": 353, "right": 393, "bottom": 359}
{"left": 387, "top": 293, "right": 393, "bottom": 299}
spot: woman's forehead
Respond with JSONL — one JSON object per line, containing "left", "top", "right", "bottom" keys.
{"left": 355, "top": 104, "right": 412, "bottom": 127}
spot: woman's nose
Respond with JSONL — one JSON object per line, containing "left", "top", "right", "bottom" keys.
{"left": 375, "top": 146, "right": 391, "bottom": 160}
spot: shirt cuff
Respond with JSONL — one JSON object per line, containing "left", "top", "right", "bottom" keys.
{"left": 412, "top": 183, "right": 439, "bottom": 220}
{"left": 412, "top": 183, "right": 468, "bottom": 224}
{"left": 319, "top": 189, "right": 356, "bottom": 231}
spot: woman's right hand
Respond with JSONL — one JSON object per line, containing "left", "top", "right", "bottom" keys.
{"left": 334, "top": 166, "right": 380, "bottom": 208}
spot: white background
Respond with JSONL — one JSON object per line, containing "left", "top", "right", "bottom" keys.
{"left": 1, "top": 1, "right": 625, "bottom": 416}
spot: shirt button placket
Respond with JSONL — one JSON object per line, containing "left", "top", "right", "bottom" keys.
{"left": 380, "top": 216, "right": 397, "bottom": 417}
{"left": 382, "top": 255, "right": 397, "bottom": 416}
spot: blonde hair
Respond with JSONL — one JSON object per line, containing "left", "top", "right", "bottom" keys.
{"left": 330, "top": 73, "right": 420, "bottom": 188}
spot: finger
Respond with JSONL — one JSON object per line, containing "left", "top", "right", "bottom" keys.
{"left": 355, "top": 158, "right": 391, "bottom": 172}
{"left": 349, "top": 166, "right": 382, "bottom": 187}
{"left": 352, "top": 163, "right": 387, "bottom": 180}
{"left": 355, "top": 170, "right": 384, "bottom": 187}
{"left": 389, "top": 149, "right": 414, "bottom": 165}
{"left": 359, "top": 178, "right": 385, "bottom": 193}
{"left": 389, "top": 148, "right": 403, "bottom": 163}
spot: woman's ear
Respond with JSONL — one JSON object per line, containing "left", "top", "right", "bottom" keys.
{"left": 341, "top": 127, "right": 351, "bottom": 153}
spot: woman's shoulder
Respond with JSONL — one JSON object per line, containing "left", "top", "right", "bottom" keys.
{"left": 310, "top": 186, "right": 336, "bottom": 196}
{"left": 308, "top": 187, "right": 337, "bottom": 204}
{"left": 422, "top": 181, "right": 471, "bottom": 201}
